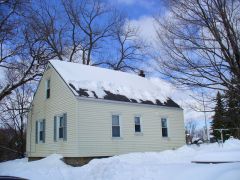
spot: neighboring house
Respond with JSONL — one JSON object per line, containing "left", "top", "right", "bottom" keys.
{"left": 26, "top": 60, "right": 185, "bottom": 165}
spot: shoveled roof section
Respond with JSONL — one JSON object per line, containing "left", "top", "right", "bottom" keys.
{"left": 49, "top": 60, "right": 180, "bottom": 108}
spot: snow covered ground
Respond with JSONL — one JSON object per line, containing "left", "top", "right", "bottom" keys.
{"left": 0, "top": 139, "right": 240, "bottom": 180}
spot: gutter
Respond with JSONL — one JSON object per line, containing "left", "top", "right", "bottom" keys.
{"left": 75, "top": 96, "right": 184, "bottom": 111}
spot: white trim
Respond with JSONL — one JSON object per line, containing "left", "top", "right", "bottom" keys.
{"left": 76, "top": 96, "right": 183, "bottom": 110}
{"left": 134, "top": 115, "right": 143, "bottom": 134}
{"left": 54, "top": 113, "right": 65, "bottom": 141}
{"left": 37, "top": 119, "right": 44, "bottom": 144}
{"left": 111, "top": 137, "right": 123, "bottom": 140}
{"left": 111, "top": 113, "right": 122, "bottom": 139}
{"left": 161, "top": 117, "right": 169, "bottom": 138}
{"left": 57, "top": 114, "right": 64, "bottom": 140}
{"left": 134, "top": 132, "right": 143, "bottom": 136}
{"left": 111, "top": 112, "right": 122, "bottom": 116}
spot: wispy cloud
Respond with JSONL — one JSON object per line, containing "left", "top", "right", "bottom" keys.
{"left": 150, "top": 77, "right": 214, "bottom": 124}
{"left": 118, "top": 0, "right": 155, "bottom": 6}
{"left": 126, "top": 15, "right": 215, "bottom": 126}
{"left": 116, "top": 0, "right": 157, "bottom": 10}
{"left": 127, "top": 16, "right": 157, "bottom": 42}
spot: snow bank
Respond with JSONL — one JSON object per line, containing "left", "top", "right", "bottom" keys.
{"left": 0, "top": 140, "right": 240, "bottom": 180}
{"left": 0, "top": 154, "right": 70, "bottom": 180}
{"left": 192, "top": 151, "right": 240, "bottom": 163}
{"left": 224, "top": 138, "right": 240, "bottom": 149}
{"left": 27, "top": 154, "right": 66, "bottom": 167}
{"left": 192, "top": 139, "right": 240, "bottom": 163}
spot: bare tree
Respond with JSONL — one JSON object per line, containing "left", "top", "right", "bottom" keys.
{"left": 27, "top": 0, "right": 117, "bottom": 65}
{"left": 0, "top": 83, "right": 33, "bottom": 157}
{"left": 0, "top": 0, "right": 43, "bottom": 101}
{"left": 185, "top": 119, "right": 197, "bottom": 139}
{"left": 104, "top": 15, "right": 148, "bottom": 72}
{"left": 63, "top": 0, "right": 116, "bottom": 65}
{"left": 26, "top": 0, "right": 82, "bottom": 63}
{"left": 27, "top": 4, "right": 66, "bottom": 61}
{"left": 155, "top": 0, "right": 240, "bottom": 94}
{"left": 0, "top": 1, "right": 149, "bottom": 161}
{"left": 0, "top": 0, "right": 147, "bottom": 102}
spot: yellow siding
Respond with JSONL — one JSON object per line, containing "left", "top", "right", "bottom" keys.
{"left": 27, "top": 65, "right": 185, "bottom": 158}
{"left": 27, "top": 65, "right": 78, "bottom": 157}
{"left": 76, "top": 99, "right": 185, "bottom": 157}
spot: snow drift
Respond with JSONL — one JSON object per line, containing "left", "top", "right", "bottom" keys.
{"left": 0, "top": 139, "right": 240, "bottom": 180}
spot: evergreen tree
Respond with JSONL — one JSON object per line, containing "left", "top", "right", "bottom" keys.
{"left": 211, "top": 92, "right": 226, "bottom": 140}
{"left": 225, "top": 81, "right": 240, "bottom": 139}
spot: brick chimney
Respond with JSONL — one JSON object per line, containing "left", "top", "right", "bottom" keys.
{"left": 139, "top": 70, "right": 145, "bottom": 77}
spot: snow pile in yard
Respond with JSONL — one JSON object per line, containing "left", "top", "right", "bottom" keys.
{"left": 1, "top": 139, "right": 240, "bottom": 180}
{"left": 224, "top": 138, "right": 240, "bottom": 149}
{"left": 50, "top": 60, "right": 169, "bottom": 103}
{"left": 192, "top": 151, "right": 240, "bottom": 163}
{"left": 192, "top": 138, "right": 240, "bottom": 163}
{"left": 0, "top": 154, "right": 69, "bottom": 180}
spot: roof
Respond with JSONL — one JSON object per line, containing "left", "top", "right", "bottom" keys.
{"left": 49, "top": 60, "right": 180, "bottom": 108}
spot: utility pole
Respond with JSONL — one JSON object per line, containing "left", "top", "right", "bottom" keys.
{"left": 215, "top": 128, "right": 229, "bottom": 147}
{"left": 202, "top": 92, "right": 209, "bottom": 142}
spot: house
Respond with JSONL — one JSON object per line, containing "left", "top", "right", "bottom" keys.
{"left": 26, "top": 60, "right": 185, "bottom": 165}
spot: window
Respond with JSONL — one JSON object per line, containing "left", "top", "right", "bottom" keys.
{"left": 134, "top": 116, "right": 141, "bottom": 133}
{"left": 161, "top": 118, "right": 168, "bottom": 137}
{"left": 36, "top": 119, "right": 45, "bottom": 144}
{"left": 46, "top": 79, "right": 50, "bottom": 99}
{"left": 54, "top": 113, "right": 67, "bottom": 141}
{"left": 39, "top": 121, "right": 44, "bottom": 141}
{"left": 112, "top": 115, "right": 120, "bottom": 137}
{"left": 59, "top": 116, "right": 64, "bottom": 139}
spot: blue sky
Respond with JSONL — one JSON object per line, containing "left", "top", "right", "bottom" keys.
{"left": 110, "top": 0, "right": 166, "bottom": 19}
{"left": 0, "top": 0, "right": 213, "bottom": 131}
{"left": 109, "top": 0, "right": 214, "bottom": 130}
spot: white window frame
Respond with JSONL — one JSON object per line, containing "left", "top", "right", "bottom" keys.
{"left": 111, "top": 113, "right": 122, "bottom": 139}
{"left": 161, "top": 117, "right": 169, "bottom": 138}
{"left": 57, "top": 114, "right": 64, "bottom": 140}
{"left": 38, "top": 120, "right": 44, "bottom": 143}
{"left": 134, "top": 116, "right": 143, "bottom": 134}
{"left": 45, "top": 79, "right": 50, "bottom": 99}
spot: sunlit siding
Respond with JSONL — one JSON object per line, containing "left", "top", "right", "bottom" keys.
{"left": 27, "top": 65, "right": 185, "bottom": 158}
{"left": 27, "top": 65, "right": 78, "bottom": 157}
{"left": 76, "top": 98, "right": 185, "bottom": 157}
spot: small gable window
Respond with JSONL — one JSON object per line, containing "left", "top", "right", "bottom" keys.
{"left": 161, "top": 118, "right": 168, "bottom": 137}
{"left": 46, "top": 79, "right": 50, "bottom": 99}
{"left": 134, "top": 116, "right": 141, "bottom": 133}
{"left": 112, "top": 115, "right": 120, "bottom": 137}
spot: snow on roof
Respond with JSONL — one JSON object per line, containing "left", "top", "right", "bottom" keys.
{"left": 49, "top": 60, "right": 180, "bottom": 108}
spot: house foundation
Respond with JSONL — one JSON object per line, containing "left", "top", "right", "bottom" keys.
{"left": 28, "top": 156, "right": 110, "bottom": 166}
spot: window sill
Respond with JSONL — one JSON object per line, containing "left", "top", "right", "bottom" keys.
{"left": 37, "top": 141, "right": 44, "bottom": 144}
{"left": 54, "top": 138, "right": 66, "bottom": 142}
{"left": 111, "top": 137, "right": 123, "bottom": 140}
{"left": 134, "top": 132, "right": 143, "bottom": 136}
{"left": 44, "top": 99, "right": 50, "bottom": 103}
{"left": 162, "top": 137, "right": 170, "bottom": 140}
